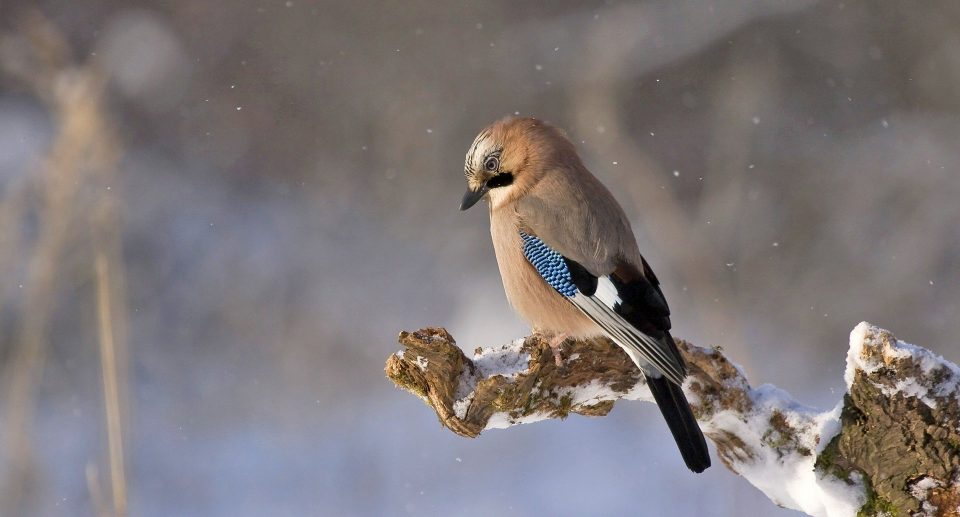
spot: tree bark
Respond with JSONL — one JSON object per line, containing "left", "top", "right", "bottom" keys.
{"left": 385, "top": 323, "right": 959, "bottom": 517}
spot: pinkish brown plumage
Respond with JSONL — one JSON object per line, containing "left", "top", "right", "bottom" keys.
{"left": 459, "top": 116, "right": 711, "bottom": 473}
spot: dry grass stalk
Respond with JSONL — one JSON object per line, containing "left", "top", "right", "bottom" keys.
{"left": 0, "top": 11, "right": 127, "bottom": 515}
{"left": 95, "top": 253, "right": 127, "bottom": 516}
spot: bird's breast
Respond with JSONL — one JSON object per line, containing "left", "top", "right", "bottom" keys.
{"left": 489, "top": 209, "right": 598, "bottom": 337}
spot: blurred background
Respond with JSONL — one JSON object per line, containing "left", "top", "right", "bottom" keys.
{"left": 1, "top": 1, "right": 958, "bottom": 515}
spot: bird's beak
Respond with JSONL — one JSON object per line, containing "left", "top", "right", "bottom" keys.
{"left": 459, "top": 184, "right": 489, "bottom": 211}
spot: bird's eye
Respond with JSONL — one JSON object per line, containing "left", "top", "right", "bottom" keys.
{"left": 484, "top": 156, "right": 499, "bottom": 172}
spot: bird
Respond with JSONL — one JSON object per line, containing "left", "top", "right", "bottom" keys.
{"left": 458, "top": 116, "right": 711, "bottom": 473}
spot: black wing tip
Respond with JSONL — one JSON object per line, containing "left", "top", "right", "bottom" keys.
{"left": 646, "top": 374, "right": 712, "bottom": 474}
{"left": 684, "top": 458, "right": 710, "bottom": 474}
{"left": 682, "top": 443, "right": 712, "bottom": 473}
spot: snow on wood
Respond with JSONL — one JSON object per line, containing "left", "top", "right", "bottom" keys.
{"left": 386, "top": 323, "right": 959, "bottom": 516}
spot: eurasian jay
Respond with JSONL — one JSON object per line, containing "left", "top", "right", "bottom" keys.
{"left": 459, "top": 116, "right": 711, "bottom": 473}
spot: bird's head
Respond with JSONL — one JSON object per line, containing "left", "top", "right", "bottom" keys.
{"left": 459, "top": 116, "right": 576, "bottom": 211}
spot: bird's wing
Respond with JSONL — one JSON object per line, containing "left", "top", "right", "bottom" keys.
{"left": 519, "top": 231, "right": 686, "bottom": 385}
{"left": 515, "top": 170, "right": 638, "bottom": 276}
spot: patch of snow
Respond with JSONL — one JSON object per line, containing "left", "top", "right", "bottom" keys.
{"left": 413, "top": 356, "right": 429, "bottom": 371}
{"left": 910, "top": 476, "right": 944, "bottom": 516}
{"left": 452, "top": 363, "right": 479, "bottom": 419}
{"left": 453, "top": 390, "right": 475, "bottom": 420}
{"left": 815, "top": 400, "right": 845, "bottom": 456}
{"left": 878, "top": 379, "right": 936, "bottom": 408}
{"left": 902, "top": 340, "right": 960, "bottom": 401}
{"left": 556, "top": 378, "right": 650, "bottom": 407}
{"left": 454, "top": 339, "right": 532, "bottom": 421}
{"left": 844, "top": 322, "right": 874, "bottom": 387}
{"left": 485, "top": 411, "right": 550, "bottom": 430}
{"left": 472, "top": 338, "right": 530, "bottom": 379}
{"left": 910, "top": 476, "right": 942, "bottom": 498}
{"left": 845, "top": 322, "right": 960, "bottom": 409}
{"left": 622, "top": 377, "right": 655, "bottom": 403}
{"left": 845, "top": 322, "right": 912, "bottom": 385}
{"left": 710, "top": 389, "right": 858, "bottom": 513}
{"left": 701, "top": 386, "right": 865, "bottom": 517}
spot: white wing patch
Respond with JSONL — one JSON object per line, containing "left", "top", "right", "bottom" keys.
{"left": 569, "top": 276, "right": 685, "bottom": 385}
{"left": 593, "top": 276, "right": 622, "bottom": 308}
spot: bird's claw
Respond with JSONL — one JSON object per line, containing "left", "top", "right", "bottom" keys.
{"left": 547, "top": 333, "right": 569, "bottom": 368}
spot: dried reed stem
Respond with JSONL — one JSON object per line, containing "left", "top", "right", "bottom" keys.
{"left": 95, "top": 253, "right": 127, "bottom": 517}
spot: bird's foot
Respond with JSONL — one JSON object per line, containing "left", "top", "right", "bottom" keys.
{"left": 547, "top": 333, "right": 569, "bottom": 368}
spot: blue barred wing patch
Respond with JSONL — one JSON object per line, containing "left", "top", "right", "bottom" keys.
{"left": 517, "top": 232, "right": 685, "bottom": 384}
{"left": 519, "top": 232, "right": 578, "bottom": 297}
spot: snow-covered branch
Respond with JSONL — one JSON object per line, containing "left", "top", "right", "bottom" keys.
{"left": 385, "top": 323, "right": 960, "bottom": 517}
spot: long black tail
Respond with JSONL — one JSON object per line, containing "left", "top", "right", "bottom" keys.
{"left": 646, "top": 373, "right": 711, "bottom": 473}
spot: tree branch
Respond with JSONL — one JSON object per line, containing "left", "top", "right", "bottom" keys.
{"left": 385, "top": 323, "right": 960, "bottom": 517}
